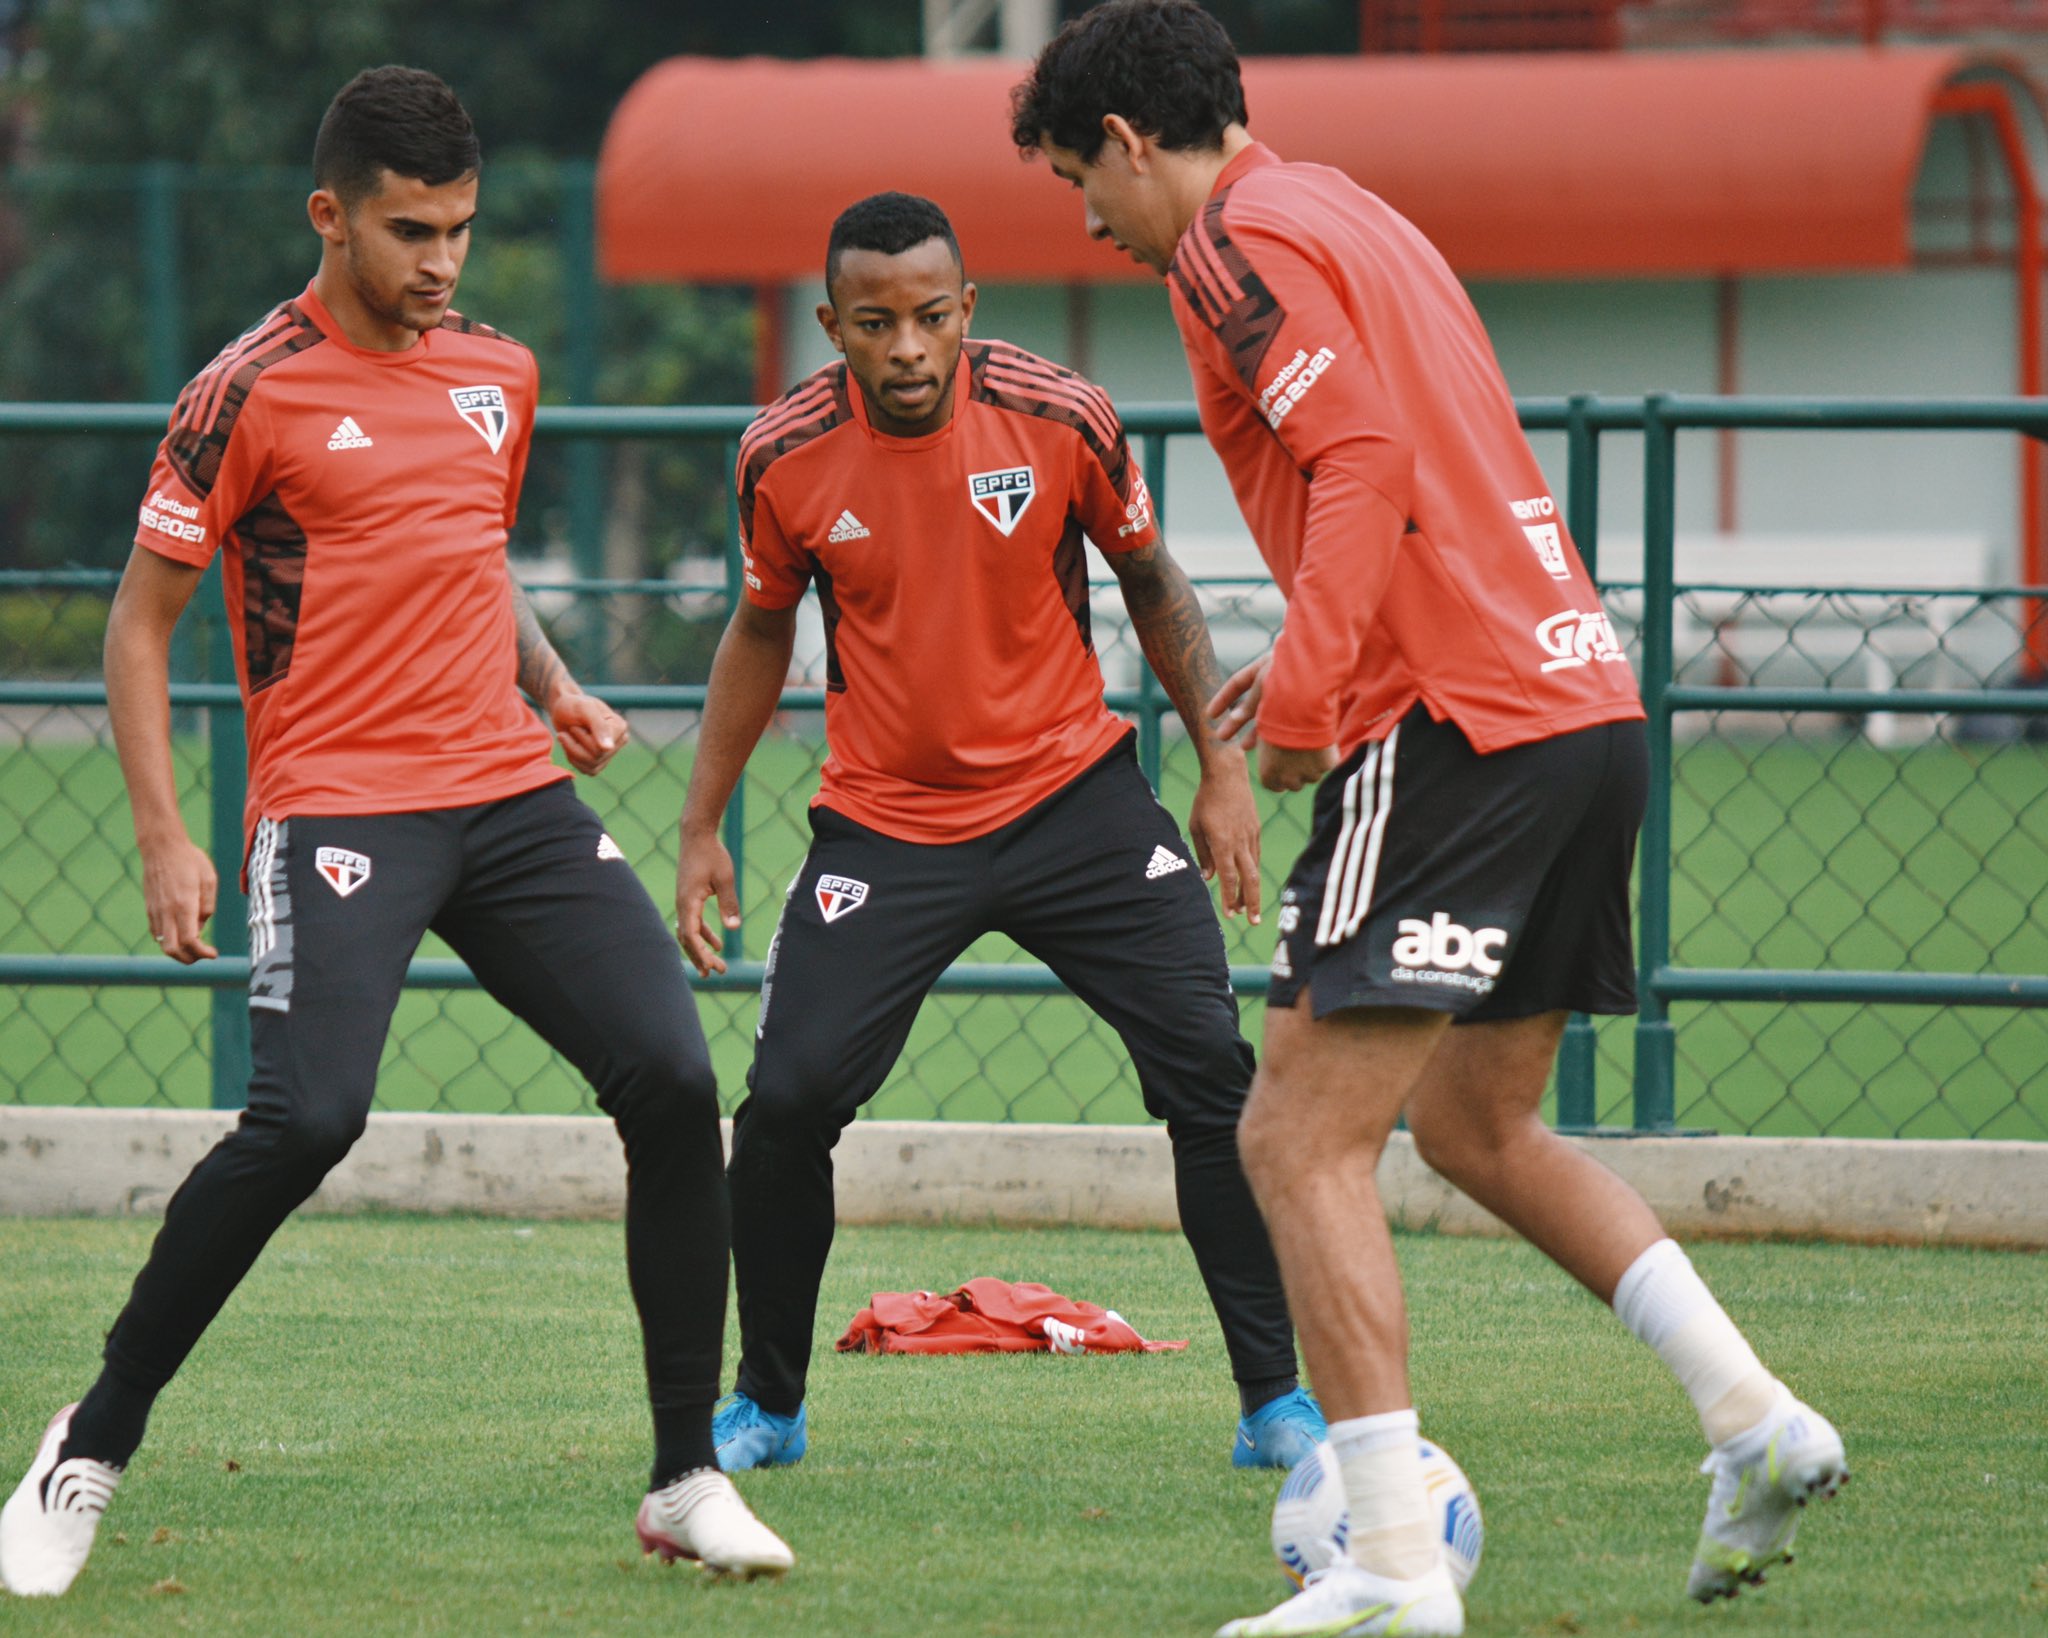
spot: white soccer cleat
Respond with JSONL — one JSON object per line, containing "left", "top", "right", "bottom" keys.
{"left": 0, "top": 1405, "right": 121, "bottom": 1598}
{"left": 1688, "top": 1385, "right": 1848, "bottom": 1603}
{"left": 1216, "top": 1560, "right": 1464, "bottom": 1637}
{"left": 635, "top": 1468, "right": 793, "bottom": 1580}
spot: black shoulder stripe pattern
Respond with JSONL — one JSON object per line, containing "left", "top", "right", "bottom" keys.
{"left": 438, "top": 309, "right": 523, "bottom": 347}
{"left": 966, "top": 342, "right": 1131, "bottom": 495}
{"left": 1171, "top": 196, "right": 1287, "bottom": 399}
{"left": 166, "top": 302, "right": 324, "bottom": 502}
{"left": 736, "top": 366, "right": 853, "bottom": 533}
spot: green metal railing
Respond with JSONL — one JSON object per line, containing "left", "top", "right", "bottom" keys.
{"left": 1625, "top": 395, "right": 2048, "bottom": 1130}
{"left": 3, "top": 396, "right": 2045, "bottom": 1135}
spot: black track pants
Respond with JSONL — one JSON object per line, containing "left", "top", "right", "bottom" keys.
{"left": 99, "top": 779, "right": 730, "bottom": 1426}
{"left": 728, "top": 739, "right": 1298, "bottom": 1413}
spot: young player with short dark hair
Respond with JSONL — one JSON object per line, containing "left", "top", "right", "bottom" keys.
{"left": 0, "top": 65, "right": 790, "bottom": 1598}
{"left": 675, "top": 190, "right": 1324, "bottom": 1474}
{"left": 1013, "top": 5, "right": 1848, "bottom": 1634}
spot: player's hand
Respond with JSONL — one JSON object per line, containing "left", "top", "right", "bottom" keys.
{"left": 676, "top": 829, "right": 740, "bottom": 977}
{"left": 1208, "top": 653, "right": 1271, "bottom": 749}
{"left": 1189, "top": 749, "right": 1262, "bottom": 924}
{"left": 1257, "top": 741, "right": 1339, "bottom": 793}
{"left": 142, "top": 835, "right": 219, "bottom": 963}
{"left": 553, "top": 691, "right": 629, "bottom": 775}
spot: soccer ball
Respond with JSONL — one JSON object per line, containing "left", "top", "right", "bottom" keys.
{"left": 1419, "top": 1439, "right": 1484, "bottom": 1591}
{"left": 1270, "top": 1441, "right": 1349, "bottom": 1584}
{"left": 1270, "top": 1438, "right": 1484, "bottom": 1592}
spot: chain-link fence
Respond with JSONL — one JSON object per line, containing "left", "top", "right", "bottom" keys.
{"left": 2, "top": 398, "right": 2045, "bottom": 1138}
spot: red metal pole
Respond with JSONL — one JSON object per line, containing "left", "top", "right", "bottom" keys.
{"left": 1935, "top": 85, "right": 2045, "bottom": 676}
{"left": 1863, "top": 0, "right": 1883, "bottom": 48}
{"left": 752, "top": 282, "right": 784, "bottom": 408}
{"left": 1717, "top": 275, "right": 1740, "bottom": 534}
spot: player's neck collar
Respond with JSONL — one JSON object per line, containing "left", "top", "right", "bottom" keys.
{"left": 299, "top": 279, "right": 437, "bottom": 365}
{"left": 844, "top": 356, "right": 968, "bottom": 451}
{"left": 1211, "top": 140, "right": 1279, "bottom": 198}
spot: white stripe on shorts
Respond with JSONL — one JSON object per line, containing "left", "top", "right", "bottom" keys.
{"left": 1336, "top": 723, "right": 1400, "bottom": 945}
{"left": 1315, "top": 743, "right": 1377, "bottom": 948}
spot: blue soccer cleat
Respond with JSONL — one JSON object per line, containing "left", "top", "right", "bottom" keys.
{"left": 712, "top": 1393, "right": 808, "bottom": 1472}
{"left": 1233, "top": 1385, "right": 1328, "bottom": 1470}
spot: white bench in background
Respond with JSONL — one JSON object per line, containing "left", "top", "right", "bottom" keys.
{"left": 1593, "top": 533, "right": 1992, "bottom": 744}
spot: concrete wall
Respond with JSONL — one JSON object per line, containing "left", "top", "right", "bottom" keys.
{"left": 5, "top": 1107, "right": 2043, "bottom": 1249}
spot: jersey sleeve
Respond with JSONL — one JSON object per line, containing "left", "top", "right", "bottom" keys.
{"left": 1073, "top": 402, "right": 1158, "bottom": 557}
{"left": 735, "top": 465, "right": 811, "bottom": 610}
{"left": 502, "top": 347, "right": 541, "bottom": 532}
{"left": 1186, "top": 202, "right": 1415, "bottom": 750}
{"left": 133, "top": 375, "right": 272, "bottom": 570}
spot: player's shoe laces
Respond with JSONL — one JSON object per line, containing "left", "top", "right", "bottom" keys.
{"left": 1687, "top": 1385, "right": 1848, "bottom": 1603}
{"left": 0, "top": 1405, "right": 121, "bottom": 1598}
{"left": 1233, "top": 1386, "right": 1329, "bottom": 1470}
{"left": 712, "top": 1393, "right": 808, "bottom": 1472}
{"left": 1216, "top": 1560, "right": 1464, "bottom": 1637}
{"left": 635, "top": 1467, "right": 794, "bottom": 1579}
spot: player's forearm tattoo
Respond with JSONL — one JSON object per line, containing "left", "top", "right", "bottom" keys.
{"left": 510, "top": 582, "right": 574, "bottom": 709}
{"left": 1115, "top": 546, "right": 1228, "bottom": 756}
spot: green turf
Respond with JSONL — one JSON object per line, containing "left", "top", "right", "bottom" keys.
{"left": 3, "top": 729, "right": 2045, "bottom": 1137}
{"left": 0, "top": 1217, "right": 2042, "bottom": 1635}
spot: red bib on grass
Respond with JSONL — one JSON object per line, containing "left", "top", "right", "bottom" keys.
{"left": 834, "top": 1277, "right": 1186, "bottom": 1356}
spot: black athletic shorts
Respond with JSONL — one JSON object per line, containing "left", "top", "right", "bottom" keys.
{"left": 1266, "top": 704, "right": 1646, "bottom": 1022}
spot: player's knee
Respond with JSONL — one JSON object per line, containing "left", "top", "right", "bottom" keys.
{"left": 1408, "top": 1095, "right": 1514, "bottom": 1186}
{"left": 1235, "top": 1085, "right": 1293, "bottom": 1196}
{"left": 265, "top": 1099, "right": 367, "bottom": 1177}
{"left": 1406, "top": 1099, "right": 1465, "bottom": 1180}
{"left": 605, "top": 1028, "right": 721, "bottom": 1132}
{"left": 1130, "top": 1008, "right": 1254, "bottom": 1129}
{"left": 737, "top": 1051, "right": 845, "bottom": 1140}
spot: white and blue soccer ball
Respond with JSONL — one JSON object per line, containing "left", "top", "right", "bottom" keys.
{"left": 1270, "top": 1437, "right": 1484, "bottom": 1592}
{"left": 1419, "top": 1439, "right": 1485, "bottom": 1591}
{"left": 1270, "top": 1441, "right": 1350, "bottom": 1583}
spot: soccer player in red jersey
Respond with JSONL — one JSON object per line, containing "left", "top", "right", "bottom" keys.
{"left": 674, "top": 192, "right": 1322, "bottom": 1474}
{"left": 0, "top": 68, "right": 789, "bottom": 1598}
{"left": 1015, "top": 6, "right": 1847, "bottom": 1632}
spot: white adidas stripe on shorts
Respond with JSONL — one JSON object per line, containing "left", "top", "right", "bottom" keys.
{"left": 1312, "top": 724, "right": 1399, "bottom": 949}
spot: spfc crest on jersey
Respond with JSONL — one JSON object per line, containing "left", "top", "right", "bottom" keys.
{"left": 968, "top": 466, "right": 1035, "bottom": 537}
{"left": 314, "top": 846, "right": 371, "bottom": 898}
{"left": 450, "top": 385, "right": 512, "bottom": 454}
{"left": 815, "top": 874, "right": 869, "bottom": 923}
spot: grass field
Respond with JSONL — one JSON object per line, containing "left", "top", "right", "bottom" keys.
{"left": 3, "top": 726, "right": 2045, "bottom": 1137}
{"left": 0, "top": 1217, "right": 2043, "bottom": 1635}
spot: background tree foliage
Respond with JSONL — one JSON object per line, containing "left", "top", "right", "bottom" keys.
{"left": 0, "top": 0, "right": 927, "bottom": 581}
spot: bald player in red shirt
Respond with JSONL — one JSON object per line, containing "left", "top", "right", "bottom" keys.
{"left": 1016, "top": 6, "right": 1847, "bottom": 1635}
{"left": 675, "top": 192, "right": 1321, "bottom": 1475}
{"left": 0, "top": 68, "right": 789, "bottom": 1600}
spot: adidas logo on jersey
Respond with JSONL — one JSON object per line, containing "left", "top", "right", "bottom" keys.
{"left": 1144, "top": 844, "right": 1188, "bottom": 880}
{"left": 326, "top": 416, "right": 373, "bottom": 451}
{"left": 596, "top": 833, "right": 625, "bottom": 862}
{"left": 827, "top": 509, "right": 871, "bottom": 542}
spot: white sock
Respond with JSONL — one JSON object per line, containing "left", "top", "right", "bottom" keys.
{"left": 1613, "top": 1238, "right": 1780, "bottom": 1446}
{"left": 1329, "top": 1409, "right": 1439, "bottom": 1581}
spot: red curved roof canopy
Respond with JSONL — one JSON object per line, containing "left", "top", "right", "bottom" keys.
{"left": 598, "top": 47, "right": 2038, "bottom": 285}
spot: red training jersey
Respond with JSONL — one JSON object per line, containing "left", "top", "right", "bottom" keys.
{"left": 738, "top": 340, "right": 1158, "bottom": 843}
{"left": 135, "top": 281, "right": 564, "bottom": 848}
{"left": 1168, "top": 143, "right": 1643, "bottom": 756}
